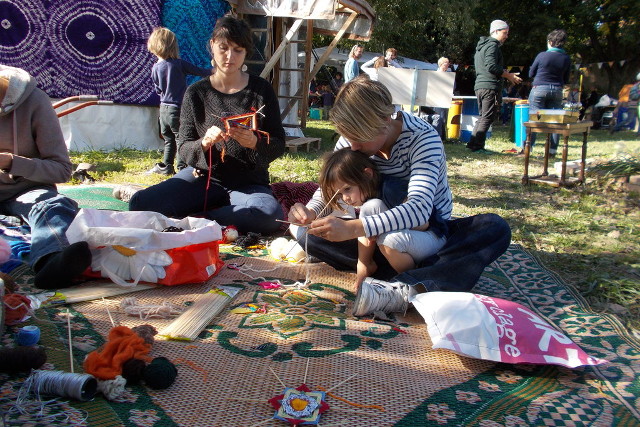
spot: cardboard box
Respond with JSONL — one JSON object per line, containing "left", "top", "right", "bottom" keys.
{"left": 530, "top": 109, "right": 579, "bottom": 124}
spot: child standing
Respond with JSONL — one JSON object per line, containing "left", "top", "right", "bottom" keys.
{"left": 147, "top": 27, "right": 212, "bottom": 175}
{"left": 314, "top": 148, "right": 446, "bottom": 290}
{"left": 319, "top": 85, "right": 334, "bottom": 119}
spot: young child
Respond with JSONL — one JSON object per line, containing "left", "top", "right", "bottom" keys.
{"left": 317, "top": 148, "right": 446, "bottom": 289}
{"left": 319, "top": 85, "right": 334, "bottom": 119}
{"left": 147, "top": 27, "right": 212, "bottom": 175}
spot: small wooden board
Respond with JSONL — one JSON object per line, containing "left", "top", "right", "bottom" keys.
{"left": 285, "top": 137, "right": 321, "bottom": 153}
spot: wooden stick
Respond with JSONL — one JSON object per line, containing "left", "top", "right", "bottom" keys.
{"left": 249, "top": 419, "right": 272, "bottom": 427}
{"left": 67, "top": 309, "right": 74, "bottom": 373}
{"left": 324, "top": 373, "right": 358, "bottom": 393}
{"left": 269, "top": 367, "right": 287, "bottom": 389}
{"left": 102, "top": 297, "right": 115, "bottom": 327}
{"left": 225, "top": 397, "right": 264, "bottom": 402}
{"left": 303, "top": 358, "right": 310, "bottom": 384}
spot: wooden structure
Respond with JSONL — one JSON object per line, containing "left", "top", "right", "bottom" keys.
{"left": 521, "top": 121, "right": 594, "bottom": 187}
{"left": 226, "top": 0, "right": 375, "bottom": 133}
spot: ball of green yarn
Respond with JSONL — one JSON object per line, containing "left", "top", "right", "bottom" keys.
{"left": 142, "top": 357, "right": 177, "bottom": 389}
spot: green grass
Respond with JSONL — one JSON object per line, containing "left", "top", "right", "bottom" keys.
{"left": 69, "top": 120, "right": 640, "bottom": 331}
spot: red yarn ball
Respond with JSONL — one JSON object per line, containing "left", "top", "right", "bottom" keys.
{"left": 4, "top": 293, "right": 30, "bottom": 326}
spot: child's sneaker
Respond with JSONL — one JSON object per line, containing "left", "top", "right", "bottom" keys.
{"left": 145, "top": 162, "right": 175, "bottom": 176}
{"left": 352, "top": 277, "right": 415, "bottom": 317}
{"left": 112, "top": 184, "right": 145, "bottom": 203}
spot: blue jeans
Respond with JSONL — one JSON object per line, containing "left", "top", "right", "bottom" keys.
{"left": 528, "top": 85, "right": 563, "bottom": 151}
{"left": 129, "top": 167, "right": 282, "bottom": 235}
{"left": 0, "top": 187, "right": 79, "bottom": 268}
{"left": 159, "top": 104, "right": 185, "bottom": 170}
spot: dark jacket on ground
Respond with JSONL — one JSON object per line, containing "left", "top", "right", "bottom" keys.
{"left": 474, "top": 36, "right": 504, "bottom": 92}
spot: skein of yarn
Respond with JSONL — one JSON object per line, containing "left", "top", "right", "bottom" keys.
{"left": 3, "top": 293, "right": 30, "bottom": 326}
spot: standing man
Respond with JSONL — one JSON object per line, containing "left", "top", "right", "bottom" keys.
{"left": 467, "top": 20, "right": 522, "bottom": 152}
{"left": 344, "top": 45, "right": 363, "bottom": 83}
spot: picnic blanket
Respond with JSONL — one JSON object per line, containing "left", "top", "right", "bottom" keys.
{"left": 0, "top": 188, "right": 639, "bottom": 426}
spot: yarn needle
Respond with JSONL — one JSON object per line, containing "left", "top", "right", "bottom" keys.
{"left": 67, "top": 309, "right": 74, "bottom": 373}
{"left": 275, "top": 219, "right": 307, "bottom": 227}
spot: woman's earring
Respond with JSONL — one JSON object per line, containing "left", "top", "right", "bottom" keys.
{"left": 241, "top": 64, "right": 248, "bottom": 72}
{"left": 211, "top": 59, "right": 215, "bottom": 66}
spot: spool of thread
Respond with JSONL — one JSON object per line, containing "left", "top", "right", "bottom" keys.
{"left": 28, "top": 370, "right": 98, "bottom": 401}
{"left": 17, "top": 325, "right": 40, "bottom": 346}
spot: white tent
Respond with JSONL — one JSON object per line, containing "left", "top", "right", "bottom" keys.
{"left": 308, "top": 46, "right": 438, "bottom": 70}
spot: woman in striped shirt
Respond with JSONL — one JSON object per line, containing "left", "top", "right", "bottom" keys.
{"left": 288, "top": 76, "right": 511, "bottom": 317}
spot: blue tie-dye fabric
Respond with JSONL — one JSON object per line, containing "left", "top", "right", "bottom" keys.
{"left": 162, "top": 0, "right": 230, "bottom": 86}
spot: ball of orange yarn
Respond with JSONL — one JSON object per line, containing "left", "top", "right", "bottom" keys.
{"left": 4, "top": 293, "right": 30, "bottom": 326}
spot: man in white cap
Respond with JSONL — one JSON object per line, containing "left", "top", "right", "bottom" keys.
{"left": 467, "top": 19, "right": 522, "bottom": 152}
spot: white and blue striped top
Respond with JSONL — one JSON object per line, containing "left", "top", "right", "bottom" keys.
{"left": 307, "top": 111, "right": 453, "bottom": 238}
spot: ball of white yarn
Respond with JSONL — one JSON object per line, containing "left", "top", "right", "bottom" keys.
{"left": 0, "top": 238, "right": 11, "bottom": 264}
{"left": 269, "top": 237, "right": 306, "bottom": 262}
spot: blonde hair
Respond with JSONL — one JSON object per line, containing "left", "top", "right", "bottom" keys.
{"left": 319, "top": 148, "right": 379, "bottom": 212}
{"left": 349, "top": 44, "right": 363, "bottom": 59}
{"left": 330, "top": 75, "right": 395, "bottom": 143}
{"left": 374, "top": 56, "right": 388, "bottom": 69}
{"left": 147, "top": 27, "right": 180, "bottom": 59}
{"left": 437, "top": 57, "right": 449, "bottom": 67}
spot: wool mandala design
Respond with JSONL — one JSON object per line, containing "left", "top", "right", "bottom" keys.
{"left": 216, "top": 282, "right": 405, "bottom": 361}
{"left": 0, "top": 0, "right": 161, "bottom": 104}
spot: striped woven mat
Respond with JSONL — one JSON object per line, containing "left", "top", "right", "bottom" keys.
{"left": 1, "top": 242, "right": 639, "bottom": 426}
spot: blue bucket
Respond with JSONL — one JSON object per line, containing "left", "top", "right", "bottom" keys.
{"left": 513, "top": 102, "right": 529, "bottom": 148}
{"left": 459, "top": 98, "right": 491, "bottom": 143}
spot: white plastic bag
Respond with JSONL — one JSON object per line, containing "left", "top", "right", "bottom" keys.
{"left": 66, "top": 209, "right": 223, "bottom": 286}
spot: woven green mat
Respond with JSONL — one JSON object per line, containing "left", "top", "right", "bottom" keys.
{"left": 1, "top": 245, "right": 639, "bottom": 426}
{"left": 58, "top": 185, "right": 128, "bottom": 211}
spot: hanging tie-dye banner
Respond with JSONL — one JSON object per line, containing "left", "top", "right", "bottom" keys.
{"left": 0, "top": 0, "right": 161, "bottom": 105}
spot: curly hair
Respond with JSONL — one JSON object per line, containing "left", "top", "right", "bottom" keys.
{"left": 547, "top": 29, "right": 567, "bottom": 48}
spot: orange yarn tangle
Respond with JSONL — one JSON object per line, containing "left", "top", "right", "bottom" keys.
{"left": 3, "top": 293, "right": 30, "bottom": 326}
{"left": 83, "top": 325, "right": 152, "bottom": 380}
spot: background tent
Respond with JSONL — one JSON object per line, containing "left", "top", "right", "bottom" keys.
{"left": 308, "top": 46, "right": 438, "bottom": 71}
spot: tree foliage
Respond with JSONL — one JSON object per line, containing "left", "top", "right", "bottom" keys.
{"left": 333, "top": 0, "right": 640, "bottom": 94}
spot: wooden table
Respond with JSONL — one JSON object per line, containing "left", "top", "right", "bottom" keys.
{"left": 521, "top": 121, "right": 593, "bottom": 187}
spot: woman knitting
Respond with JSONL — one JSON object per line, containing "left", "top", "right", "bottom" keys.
{"left": 130, "top": 15, "right": 285, "bottom": 235}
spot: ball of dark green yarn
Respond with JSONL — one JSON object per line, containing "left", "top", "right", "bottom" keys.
{"left": 122, "top": 358, "right": 146, "bottom": 384}
{"left": 0, "top": 346, "right": 47, "bottom": 373}
{"left": 142, "top": 357, "right": 177, "bottom": 389}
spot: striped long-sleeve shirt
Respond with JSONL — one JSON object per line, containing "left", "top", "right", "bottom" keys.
{"left": 307, "top": 111, "right": 453, "bottom": 238}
